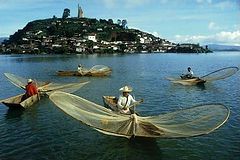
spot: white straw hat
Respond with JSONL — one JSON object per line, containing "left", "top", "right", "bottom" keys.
{"left": 119, "top": 86, "right": 133, "bottom": 92}
{"left": 27, "top": 79, "right": 33, "bottom": 83}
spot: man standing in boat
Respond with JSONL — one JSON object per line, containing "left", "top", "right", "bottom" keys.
{"left": 117, "top": 86, "right": 142, "bottom": 114}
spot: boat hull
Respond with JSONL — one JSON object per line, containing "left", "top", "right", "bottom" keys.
{"left": 102, "top": 96, "right": 139, "bottom": 115}
{"left": 167, "top": 77, "right": 206, "bottom": 86}
{"left": 1, "top": 94, "right": 39, "bottom": 109}
{"left": 57, "top": 70, "right": 111, "bottom": 77}
{"left": 102, "top": 96, "right": 119, "bottom": 111}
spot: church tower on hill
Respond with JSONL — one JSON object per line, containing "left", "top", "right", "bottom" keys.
{"left": 78, "top": 4, "right": 84, "bottom": 18}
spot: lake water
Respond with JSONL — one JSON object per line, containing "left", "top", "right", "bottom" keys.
{"left": 0, "top": 52, "right": 239, "bottom": 160}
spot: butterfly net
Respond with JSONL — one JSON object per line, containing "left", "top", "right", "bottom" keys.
{"left": 50, "top": 91, "right": 230, "bottom": 138}
{"left": 89, "top": 65, "right": 111, "bottom": 74}
{"left": 4, "top": 73, "right": 89, "bottom": 94}
{"left": 4, "top": 73, "right": 47, "bottom": 89}
{"left": 201, "top": 67, "right": 239, "bottom": 82}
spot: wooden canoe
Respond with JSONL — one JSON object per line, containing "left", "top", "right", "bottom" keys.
{"left": 167, "top": 77, "right": 206, "bottom": 86}
{"left": 102, "top": 96, "right": 119, "bottom": 111}
{"left": 102, "top": 96, "right": 139, "bottom": 115}
{"left": 1, "top": 93, "right": 39, "bottom": 109}
{"left": 57, "top": 70, "right": 112, "bottom": 77}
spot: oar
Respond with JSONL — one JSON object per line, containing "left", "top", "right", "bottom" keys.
{"left": 126, "top": 99, "right": 144, "bottom": 109}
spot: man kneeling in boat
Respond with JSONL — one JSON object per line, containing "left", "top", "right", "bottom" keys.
{"left": 117, "top": 86, "right": 143, "bottom": 114}
{"left": 21, "top": 79, "right": 39, "bottom": 101}
{"left": 181, "top": 67, "right": 194, "bottom": 79}
{"left": 78, "top": 64, "right": 84, "bottom": 75}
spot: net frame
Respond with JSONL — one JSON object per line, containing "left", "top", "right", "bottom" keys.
{"left": 49, "top": 91, "right": 230, "bottom": 139}
{"left": 200, "top": 66, "right": 239, "bottom": 82}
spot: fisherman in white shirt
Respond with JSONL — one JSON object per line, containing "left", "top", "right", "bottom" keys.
{"left": 78, "top": 64, "right": 83, "bottom": 75}
{"left": 187, "top": 67, "right": 194, "bottom": 78}
{"left": 117, "top": 86, "right": 141, "bottom": 114}
{"left": 181, "top": 67, "right": 194, "bottom": 79}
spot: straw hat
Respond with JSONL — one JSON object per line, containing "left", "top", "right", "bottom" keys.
{"left": 119, "top": 86, "right": 133, "bottom": 92}
{"left": 27, "top": 79, "right": 33, "bottom": 83}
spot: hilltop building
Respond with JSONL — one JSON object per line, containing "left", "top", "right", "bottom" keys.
{"left": 78, "top": 4, "right": 83, "bottom": 18}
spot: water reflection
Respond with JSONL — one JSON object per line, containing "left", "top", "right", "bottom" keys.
{"left": 128, "top": 137, "right": 162, "bottom": 160}
{"left": 5, "top": 108, "right": 24, "bottom": 119}
{"left": 98, "top": 136, "right": 162, "bottom": 160}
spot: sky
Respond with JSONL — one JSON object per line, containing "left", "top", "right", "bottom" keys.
{"left": 0, "top": 0, "right": 239, "bottom": 45}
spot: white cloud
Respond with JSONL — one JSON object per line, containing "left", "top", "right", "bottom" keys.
{"left": 208, "top": 22, "right": 220, "bottom": 30}
{"left": 214, "top": 1, "right": 235, "bottom": 10}
{"left": 215, "top": 31, "right": 240, "bottom": 44}
{"left": 151, "top": 31, "right": 161, "bottom": 38}
{"left": 172, "top": 30, "right": 240, "bottom": 45}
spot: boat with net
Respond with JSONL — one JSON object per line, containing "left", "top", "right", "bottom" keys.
{"left": 50, "top": 91, "right": 230, "bottom": 139}
{"left": 1, "top": 73, "right": 89, "bottom": 109}
{"left": 1, "top": 93, "right": 39, "bottom": 109}
{"left": 167, "top": 66, "right": 239, "bottom": 85}
{"left": 57, "top": 65, "right": 112, "bottom": 77}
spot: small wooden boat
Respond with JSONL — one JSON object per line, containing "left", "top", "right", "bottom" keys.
{"left": 57, "top": 70, "right": 111, "bottom": 77}
{"left": 57, "top": 65, "right": 112, "bottom": 77}
{"left": 102, "top": 96, "right": 139, "bottom": 115}
{"left": 1, "top": 93, "right": 39, "bottom": 109}
{"left": 167, "top": 77, "right": 206, "bottom": 86}
{"left": 102, "top": 96, "right": 119, "bottom": 111}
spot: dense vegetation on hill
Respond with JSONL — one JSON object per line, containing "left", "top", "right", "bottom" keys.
{"left": 1, "top": 17, "right": 211, "bottom": 54}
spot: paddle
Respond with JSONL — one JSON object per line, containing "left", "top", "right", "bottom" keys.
{"left": 126, "top": 99, "right": 144, "bottom": 109}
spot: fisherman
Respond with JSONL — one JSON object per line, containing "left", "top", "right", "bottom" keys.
{"left": 117, "top": 86, "right": 143, "bottom": 114}
{"left": 181, "top": 67, "right": 194, "bottom": 79}
{"left": 78, "top": 64, "right": 83, "bottom": 75}
{"left": 22, "top": 79, "right": 39, "bottom": 101}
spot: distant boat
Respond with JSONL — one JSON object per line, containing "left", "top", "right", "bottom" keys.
{"left": 167, "top": 66, "right": 239, "bottom": 86}
{"left": 1, "top": 93, "right": 39, "bottom": 109}
{"left": 57, "top": 65, "right": 112, "bottom": 77}
{"left": 166, "top": 77, "right": 206, "bottom": 85}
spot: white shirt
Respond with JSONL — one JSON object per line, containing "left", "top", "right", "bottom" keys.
{"left": 117, "top": 94, "right": 136, "bottom": 110}
{"left": 78, "top": 66, "right": 83, "bottom": 74}
{"left": 188, "top": 70, "right": 193, "bottom": 76}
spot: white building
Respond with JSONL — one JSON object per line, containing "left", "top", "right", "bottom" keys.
{"left": 87, "top": 33, "right": 97, "bottom": 42}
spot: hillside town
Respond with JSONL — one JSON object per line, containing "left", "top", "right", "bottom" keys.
{"left": 0, "top": 5, "right": 211, "bottom": 54}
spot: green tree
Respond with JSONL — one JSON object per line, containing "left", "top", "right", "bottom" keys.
{"left": 108, "top": 19, "right": 113, "bottom": 24}
{"left": 122, "top": 19, "right": 127, "bottom": 29}
{"left": 62, "top": 8, "right": 70, "bottom": 20}
{"left": 117, "top": 19, "right": 121, "bottom": 26}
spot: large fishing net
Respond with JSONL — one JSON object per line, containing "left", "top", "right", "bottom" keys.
{"left": 4, "top": 73, "right": 89, "bottom": 95}
{"left": 89, "top": 65, "right": 111, "bottom": 74}
{"left": 201, "top": 67, "right": 239, "bottom": 82}
{"left": 76, "top": 65, "right": 111, "bottom": 76}
{"left": 50, "top": 91, "right": 230, "bottom": 139}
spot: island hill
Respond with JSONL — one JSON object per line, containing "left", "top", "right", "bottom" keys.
{"left": 0, "top": 17, "right": 211, "bottom": 54}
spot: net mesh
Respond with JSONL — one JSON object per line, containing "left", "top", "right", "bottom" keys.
{"left": 4, "top": 73, "right": 46, "bottom": 89}
{"left": 78, "top": 65, "right": 111, "bottom": 76}
{"left": 41, "top": 81, "right": 89, "bottom": 95}
{"left": 89, "top": 65, "right": 111, "bottom": 73}
{"left": 4, "top": 73, "right": 89, "bottom": 94}
{"left": 200, "top": 67, "right": 239, "bottom": 82}
{"left": 50, "top": 91, "right": 230, "bottom": 138}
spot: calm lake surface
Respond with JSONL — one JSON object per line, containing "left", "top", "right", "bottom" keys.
{"left": 0, "top": 52, "right": 239, "bottom": 160}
